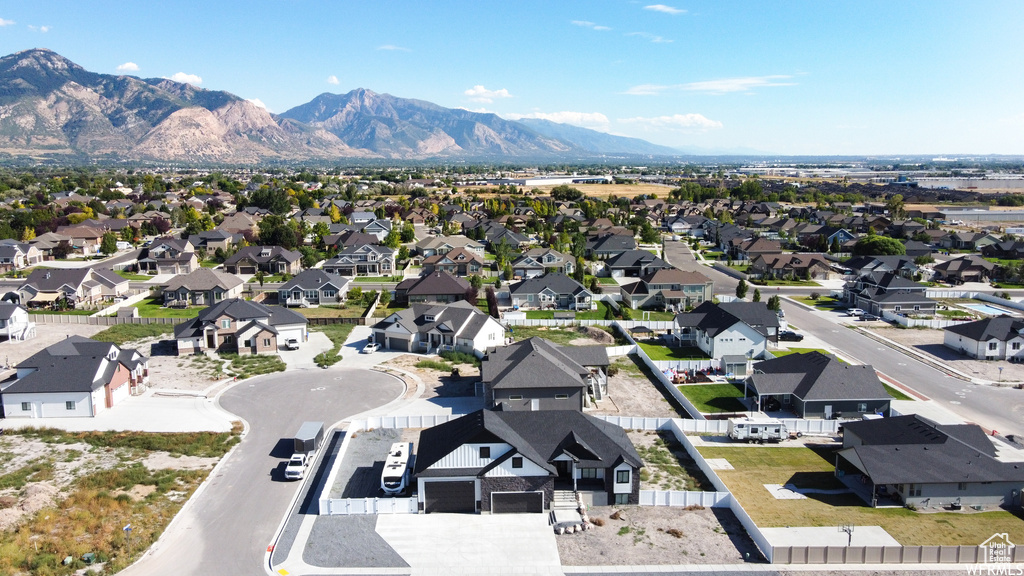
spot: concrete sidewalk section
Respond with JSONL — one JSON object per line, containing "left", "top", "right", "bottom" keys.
{"left": 760, "top": 526, "right": 900, "bottom": 548}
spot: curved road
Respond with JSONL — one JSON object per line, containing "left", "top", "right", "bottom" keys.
{"left": 122, "top": 367, "right": 404, "bottom": 576}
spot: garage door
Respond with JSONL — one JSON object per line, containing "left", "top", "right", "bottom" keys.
{"left": 491, "top": 491, "right": 543, "bottom": 514}
{"left": 424, "top": 481, "right": 475, "bottom": 514}
{"left": 240, "top": 266, "right": 257, "bottom": 275}
{"left": 390, "top": 338, "right": 411, "bottom": 352}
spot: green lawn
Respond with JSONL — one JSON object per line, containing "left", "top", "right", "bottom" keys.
{"left": 221, "top": 353, "right": 287, "bottom": 379}
{"left": 199, "top": 260, "right": 221, "bottom": 268}
{"left": 116, "top": 270, "right": 152, "bottom": 281}
{"left": 771, "top": 347, "right": 831, "bottom": 357}
{"left": 353, "top": 275, "right": 403, "bottom": 283}
{"left": 637, "top": 342, "right": 710, "bottom": 360}
{"left": 751, "top": 278, "right": 820, "bottom": 286}
{"left": 678, "top": 382, "right": 749, "bottom": 413}
{"left": 793, "top": 296, "right": 843, "bottom": 311}
{"left": 134, "top": 297, "right": 201, "bottom": 318}
{"left": 596, "top": 276, "right": 619, "bottom": 285}
{"left": 729, "top": 264, "right": 751, "bottom": 273}
{"left": 297, "top": 305, "right": 366, "bottom": 318}
{"left": 576, "top": 302, "right": 613, "bottom": 320}
{"left": 883, "top": 383, "right": 914, "bottom": 401}
{"left": 91, "top": 323, "right": 175, "bottom": 346}
{"left": 629, "top": 309, "right": 677, "bottom": 321}
{"left": 696, "top": 445, "right": 1024, "bottom": 545}
{"left": 28, "top": 309, "right": 95, "bottom": 316}
{"left": 310, "top": 322, "right": 356, "bottom": 368}
{"left": 936, "top": 309, "right": 973, "bottom": 318}
{"left": 525, "top": 310, "right": 555, "bottom": 319}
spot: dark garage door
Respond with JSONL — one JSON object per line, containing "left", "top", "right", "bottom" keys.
{"left": 491, "top": 491, "right": 543, "bottom": 514}
{"left": 424, "top": 481, "right": 475, "bottom": 513}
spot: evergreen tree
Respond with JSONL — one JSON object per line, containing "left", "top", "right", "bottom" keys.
{"left": 736, "top": 279, "right": 749, "bottom": 300}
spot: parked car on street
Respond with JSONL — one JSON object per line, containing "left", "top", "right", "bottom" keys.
{"left": 362, "top": 343, "right": 379, "bottom": 354}
{"left": 779, "top": 330, "right": 804, "bottom": 342}
{"left": 860, "top": 314, "right": 879, "bottom": 322}
{"left": 847, "top": 308, "right": 865, "bottom": 317}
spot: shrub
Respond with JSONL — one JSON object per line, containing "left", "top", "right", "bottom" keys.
{"left": 590, "top": 517, "right": 605, "bottom": 527}
{"left": 809, "top": 292, "right": 820, "bottom": 301}
{"left": 666, "top": 528, "right": 684, "bottom": 539}
{"left": 415, "top": 360, "right": 453, "bottom": 372}
{"left": 439, "top": 350, "right": 481, "bottom": 366}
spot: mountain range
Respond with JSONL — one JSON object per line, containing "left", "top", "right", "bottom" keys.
{"left": 0, "top": 48, "right": 684, "bottom": 164}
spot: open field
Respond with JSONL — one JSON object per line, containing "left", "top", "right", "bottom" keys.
{"left": 696, "top": 444, "right": 1024, "bottom": 546}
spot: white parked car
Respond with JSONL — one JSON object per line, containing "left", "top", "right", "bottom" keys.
{"left": 362, "top": 343, "right": 379, "bottom": 354}
{"left": 285, "top": 338, "right": 299, "bottom": 350}
{"left": 847, "top": 308, "right": 865, "bottom": 317}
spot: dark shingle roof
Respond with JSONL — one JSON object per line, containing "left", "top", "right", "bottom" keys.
{"left": 2, "top": 336, "right": 145, "bottom": 395}
{"left": 396, "top": 271, "right": 471, "bottom": 296}
{"left": 509, "top": 273, "right": 590, "bottom": 297}
{"left": 945, "top": 315, "right": 1024, "bottom": 342}
{"left": 747, "top": 351, "right": 888, "bottom": 401}
{"left": 164, "top": 268, "right": 244, "bottom": 292}
{"left": 674, "top": 301, "right": 779, "bottom": 338}
{"left": 278, "top": 269, "right": 349, "bottom": 292}
{"left": 481, "top": 337, "right": 608, "bottom": 391}
{"left": 173, "top": 298, "right": 306, "bottom": 339}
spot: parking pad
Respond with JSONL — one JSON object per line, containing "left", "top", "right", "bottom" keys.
{"left": 761, "top": 525, "right": 900, "bottom": 547}
{"left": 375, "top": 513, "right": 562, "bottom": 573}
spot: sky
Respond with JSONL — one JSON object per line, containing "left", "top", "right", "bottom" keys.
{"left": 1, "top": 1, "right": 1022, "bottom": 156}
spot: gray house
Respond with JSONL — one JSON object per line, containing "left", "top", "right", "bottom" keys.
{"left": 414, "top": 409, "right": 643, "bottom": 513}
{"left": 744, "top": 351, "right": 890, "bottom": 419}
{"left": 277, "top": 270, "right": 350, "bottom": 308}
{"left": 836, "top": 415, "right": 1024, "bottom": 508}
{"left": 162, "top": 268, "right": 244, "bottom": 306}
{"left": 482, "top": 337, "right": 609, "bottom": 411}
{"left": 509, "top": 274, "right": 593, "bottom": 311}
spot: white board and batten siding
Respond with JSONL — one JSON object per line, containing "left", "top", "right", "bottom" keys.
{"left": 431, "top": 443, "right": 511, "bottom": 469}
{"left": 483, "top": 454, "right": 549, "bottom": 477}
{"left": 3, "top": 391, "right": 94, "bottom": 418}
{"left": 613, "top": 462, "right": 633, "bottom": 495}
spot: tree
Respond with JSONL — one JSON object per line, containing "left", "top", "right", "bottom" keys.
{"left": 485, "top": 286, "right": 499, "bottom": 318}
{"left": 886, "top": 194, "right": 907, "bottom": 220}
{"left": 736, "top": 279, "right": 749, "bottom": 300}
{"left": 379, "top": 290, "right": 392, "bottom": 307}
{"left": 100, "top": 231, "right": 118, "bottom": 256}
{"left": 52, "top": 240, "right": 72, "bottom": 260}
{"left": 853, "top": 236, "right": 906, "bottom": 256}
{"left": 550, "top": 185, "right": 583, "bottom": 202}
{"left": 20, "top": 226, "right": 34, "bottom": 242}
{"left": 400, "top": 222, "right": 416, "bottom": 243}
{"left": 829, "top": 237, "right": 840, "bottom": 254}
{"left": 383, "top": 228, "right": 401, "bottom": 249}
{"left": 397, "top": 246, "right": 410, "bottom": 261}
{"left": 254, "top": 270, "right": 266, "bottom": 287}
{"left": 766, "top": 295, "right": 781, "bottom": 311}
{"left": 752, "top": 288, "right": 761, "bottom": 303}
{"left": 470, "top": 274, "right": 483, "bottom": 290}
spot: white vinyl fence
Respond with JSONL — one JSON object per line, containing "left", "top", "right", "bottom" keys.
{"left": 639, "top": 490, "right": 730, "bottom": 508}
{"left": 321, "top": 496, "right": 418, "bottom": 515}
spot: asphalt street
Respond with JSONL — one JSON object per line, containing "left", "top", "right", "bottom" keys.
{"left": 663, "top": 240, "right": 1024, "bottom": 438}
{"left": 121, "top": 367, "right": 404, "bottom": 576}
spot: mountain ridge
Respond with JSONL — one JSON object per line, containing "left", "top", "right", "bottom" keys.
{"left": 0, "top": 48, "right": 683, "bottom": 163}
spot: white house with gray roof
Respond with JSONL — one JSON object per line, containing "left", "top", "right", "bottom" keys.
{"left": 943, "top": 315, "right": 1024, "bottom": 360}
{"left": 18, "top": 267, "right": 128, "bottom": 308}
{"left": 371, "top": 300, "right": 504, "bottom": 356}
{"left": 0, "top": 303, "right": 33, "bottom": 341}
{"left": 1, "top": 336, "right": 147, "bottom": 418}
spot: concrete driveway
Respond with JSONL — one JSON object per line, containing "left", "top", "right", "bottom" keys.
{"left": 279, "top": 331, "right": 334, "bottom": 370}
{"left": 341, "top": 325, "right": 405, "bottom": 368}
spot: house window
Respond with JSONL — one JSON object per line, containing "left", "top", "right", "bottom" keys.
{"left": 479, "top": 447, "right": 490, "bottom": 459}
{"left": 906, "top": 484, "right": 922, "bottom": 497}
{"left": 894, "top": 306, "right": 901, "bottom": 312}
{"left": 989, "top": 342, "right": 998, "bottom": 351}
{"left": 512, "top": 457, "right": 523, "bottom": 469}
{"left": 221, "top": 319, "right": 231, "bottom": 329}
{"left": 263, "top": 339, "right": 271, "bottom": 347}
{"left": 616, "top": 470, "right": 630, "bottom": 484}
{"left": 554, "top": 394, "right": 569, "bottom": 400}
{"left": 243, "top": 339, "right": 252, "bottom": 347}
{"left": 21, "top": 402, "right": 30, "bottom": 411}
{"left": 958, "top": 482, "right": 967, "bottom": 491}
{"left": 614, "top": 494, "right": 629, "bottom": 505}
{"left": 324, "top": 291, "right": 335, "bottom": 299}
{"left": 913, "top": 305, "right": 920, "bottom": 311}
{"left": 857, "top": 403, "right": 867, "bottom": 412}
{"left": 224, "top": 335, "right": 234, "bottom": 344}
{"left": 1013, "top": 342, "right": 1021, "bottom": 351}
{"left": 65, "top": 401, "right": 75, "bottom": 410}
{"left": 508, "top": 395, "right": 523, "bottom": 401}
{"left": 580, "top": 468, "right": 598, "bottom": 479}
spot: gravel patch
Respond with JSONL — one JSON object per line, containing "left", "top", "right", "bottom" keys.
{"left": 304, "top": 515, "right": 410, "bottom": 568}
{"left": 556, "top": 505, "right": 763, "bottom": 566}
{"left": 383, "top": 354, "right": 478, "bottom": 399}
{"left": 589, "top": 355, "right": 685, "bottom": 418}
{"left": 866, "top": 326, "right": 1024, "bottom": 384}
{"left": 329, "top": 428, "right": 420, "bottom": 499}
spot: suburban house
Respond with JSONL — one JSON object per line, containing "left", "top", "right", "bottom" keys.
{"left": 731, "top": 237, "right": 782, "bottom": 262}
{"left": 173, "top": 298, "right": 308, "bottom": 356}
{"left": 511, "top": 248, "right": 575, "bottom": 278}
{"left": 413, "top": 409, "right": 643, "bottom": 513}
{"left": 842, "top": 255, "right": 919, "bottom": 280}
{"left": 18, "top": 267, "right": 128, "bottom": 309}
{"left": 585, "top": 233, "right": 636, "bottom": 260}
{"left": 187, "top": 229, "right": 243, "bottom": 252}
{"left": 943, "top": 315, "right": 1024, "bottom": 360}
{"left": 29, "top": 232, "right": 73, "bottom": 258}
{"left": 749, "top": 252, "right": 834, "bottom": 280}
{"left": 981, "top": 241, "right": 1024, "bottom": 260}
{"left": 0, "top": 240, "right": 43, "bottom": 271}
{"left": 223, "top": 246, "right": 302, "bottom": 276}
{"left": 137, "top": 238, "right": 198, "bottom": 275}
{"left": 423, "top": 247, "right": 485, "bottom": 277}
{"left": 482, "top": 337, "right": 609, "bottom": 411}
{"left": 370, "top": 300, "right": 505, "bottom": 356}
{"left": 744, "top": 351, "right": 890, "bottom": 419}
{"left": 835, "top": 415, "right": 1024, "bottom": 508}
{"left": 415, "top": 235, "right": 486, "bottom": 258}
{"left": 0, "top": 336, "right": 148, "bottom": 418}
{"left": 673, "top": 301, "right": 780, "bottom": 366}
{"left": 940, "top": 231, "right": 1001, "bottom": 251}
{"left": 604, "top": 250, "right": 672, "bottom": 278}
{"left": 395, "top": 271, "right": 471, "bottom": 305}
{"left": 277, "top": 270, "right": 350, "bottom": 308}
{"left": 844, "top": 271, "right": 936, "bottom": 317}
{"left": 620, "top": 268, "right": 714, "bottom": 311}
{"left": 509, "top": 274, "right": 594, "bottom": 311}
{"left": 322, "top": 244, "right": 395, "bottom": 277}
{"left": 162, "top": 268, "right": 245, "bottom": 307}
{"left": 932, "top": 255, "right": 997, "bottom": 284}
{"left": 360, "top": 218, "right": 393, "bottom": 242}
{"left": 57, "top": 224, "right": 104, "bottom": 255}
{"left": 0, "top": 303, "right": 34, "bottom": 341}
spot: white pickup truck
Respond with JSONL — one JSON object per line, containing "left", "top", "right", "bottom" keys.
{"left": 284, "top": 453, "right": 309, "bottom": 480}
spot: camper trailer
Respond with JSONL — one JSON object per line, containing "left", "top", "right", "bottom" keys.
{"left": 728, "top": 416, "right": 788, "bottom": 443}
{"left": 381, "top": 442, "right": 412, "bottom": 495}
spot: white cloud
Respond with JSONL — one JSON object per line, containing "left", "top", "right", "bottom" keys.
{"left": 571, "top": 20, "right": 611, "bottom": 31}
{"left": 644, "top": 4, "right": 686, "bottom": 15}
{"left": 681, "top": 75, "right": 796, "bottom": 94}
{"left": 624, "top": 75, "right": 796, "bottom": 96}
{"left": 619, "top": 113, "right": 723, "bottom": 132}
{"left": 464, "top": 85, "right": 513, "bottom": 103}
{"left": 504, "top": 111, "right": 611, "bottom": 131}
{"left": 326, "top": 75, "right": 339, "bottom": 85}
{"left": 27, "top": 24, "right": 50, "bottom": 32}
{"left": 0, "top": 18, "right": 15, "bottom": 27}
{"left": 246, "top": 98, "right": 269, "bottom": 111}
{"left": 167, "top": 72, "right": 202, "bottom": 85}
{"left": 377, "top": 44, "right": 411, "bottom": 52}
{"left": 627, "top": 32, "right": 672, "bottom": 43}
{"left": 116, "top": 62, "right": 139, "bottom": 72}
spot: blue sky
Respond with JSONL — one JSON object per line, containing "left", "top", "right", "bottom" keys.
{"left": 1, "top": 1, "right": 1022, "bottom": 155}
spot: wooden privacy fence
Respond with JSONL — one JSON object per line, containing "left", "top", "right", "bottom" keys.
{"left": 29, "top": 315, "right": 179, "bottom": 325}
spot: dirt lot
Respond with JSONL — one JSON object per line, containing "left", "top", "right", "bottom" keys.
{"left": 556, "top": 504, "right": 763, "bottom": 565}
{"left": 381, "top": 354, "right": 479, "bottom": 400}
{"left": 866, "top": 326, "right": 1024, "bottom": 384}
{"left": 628, "top": 430, "right": 713, "bottom": 491}
{"left": 590, "top": 356, "right": 684, "bottom": 418}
